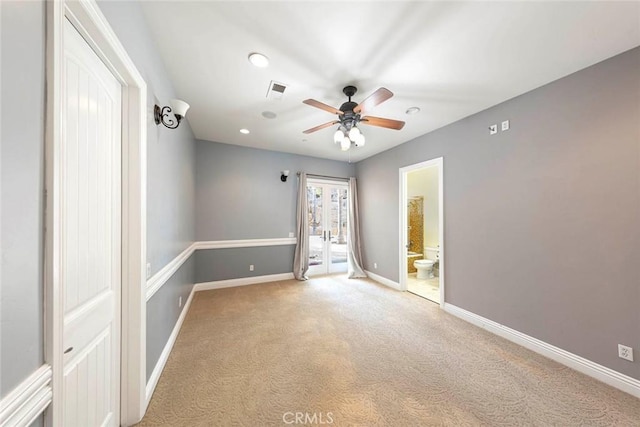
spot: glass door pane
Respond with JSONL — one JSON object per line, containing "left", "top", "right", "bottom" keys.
{"left": 307, "top": 185, "right": 324, "bottom": 269}
{"left": 330, "top": 187, "right": 348, "bottom": 272}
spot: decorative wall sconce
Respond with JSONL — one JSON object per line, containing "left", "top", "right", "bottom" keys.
{"left": 154, "top": 99, "right": 190, "bottom": 129}
{"left": 281, "top": 170, "right": 289, "bottom": 182}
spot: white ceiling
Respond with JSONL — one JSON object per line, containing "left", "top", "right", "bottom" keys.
{"left": 140, "top": 1, "right": 640, "bottom": 163}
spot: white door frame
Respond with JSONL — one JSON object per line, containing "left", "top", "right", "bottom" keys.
{"left": 45, "top": 1, "right": 147, "bottom": 425}
{"left": 399, "top": 158, "right": 445, "bottom": 306}
{"left": 307, "top": 178, "right": 349, "bottom": 276}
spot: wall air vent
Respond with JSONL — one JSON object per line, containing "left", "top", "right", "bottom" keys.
{"left": 266, "top": 80, "right": 287, "bottom": 100}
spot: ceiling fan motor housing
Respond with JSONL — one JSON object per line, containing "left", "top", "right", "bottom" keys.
{"left": 339, "top": 86, "right": 361, "bottom": 130}
{"left": 339, "top": 102, "right": 360, "bottom": 130}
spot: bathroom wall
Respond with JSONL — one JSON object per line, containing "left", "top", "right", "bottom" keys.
{"left": 356, "top": 46, "right": 640, "bottom": 379}
{"left": 407, "top": 198, "right": 424, "bottom": 254}
{"left": 407, "top": 197, "right": 424, "bottom": 273}
{"left": 407, "top": 168, "right": 440, "bottom": 251}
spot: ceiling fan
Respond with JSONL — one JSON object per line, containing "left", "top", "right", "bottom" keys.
{"left": 303, "top": 86, "right": 405, "bottom": 150}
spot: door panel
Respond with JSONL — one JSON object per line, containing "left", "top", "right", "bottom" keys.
{"left": 307, "top": 184, "right": 324, "bottom": 269}
{"left": 330, "top": 187, "right": 348, "bottom": 269}
{"left": 63, "top": 19, "right": 121, "bottom": 426}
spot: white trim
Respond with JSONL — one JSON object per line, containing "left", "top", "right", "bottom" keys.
{"left": 144, "top": 271, "right": 294, "bottom": 408}
{"left": 443, "top": 303, "right": 640, "bottom": 399}
{"left": 45, "top": 1, "right": 147, "bottom": 425}
{"left": 437, "top": 158, "right": 445, "bottom": 306}
{"left": 146, "top": 243, "right": 197, "bottom": 301}
{"left": 364, "top": 270, "right": 402, "bottom": 291}
{"left": 0, "top": 365, "right": 53, "bottom": 427}
{"left": 194, "top": 273, "right": 295, "bottom": 292}
{"left": 145, "top": 288, "right": 195, "bottom": 408}
{"left": 145, "top": 238, "right": 298, "bottom": 301}
{"left": 194, "top": 237, "right": 296, "bottom": 250}
{"left": 399, "top": 158, "right": 445, "bottom": 306}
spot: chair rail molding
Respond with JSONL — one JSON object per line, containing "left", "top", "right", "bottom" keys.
{"left": 146, "top": 238, "right": 298, "bottom": 301}
{"left": 146, "top": 243, "right": 197, "bottom": 301}
{"left": 194, "top": 237, "right": 296, "bottom": 250}
{"left": 0, "top": 365, "right": 52, "bottom": 427}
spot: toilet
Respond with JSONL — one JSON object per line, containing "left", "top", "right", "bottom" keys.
{"left": 414, "top": 259, "right": 435, "bottom": 279}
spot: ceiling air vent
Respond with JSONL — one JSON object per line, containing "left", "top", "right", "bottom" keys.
{"left": 266, "top": 80, "right": 287, "bottom": 100}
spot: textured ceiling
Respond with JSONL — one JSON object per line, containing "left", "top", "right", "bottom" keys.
{"left": 141, "top": 1, "right": 640, "bottom": 162}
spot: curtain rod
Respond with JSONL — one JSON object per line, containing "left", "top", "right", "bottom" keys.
{"left": 296, "top": 172, "right": 350, "bottom": 182}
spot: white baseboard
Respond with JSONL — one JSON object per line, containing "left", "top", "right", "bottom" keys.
{"left": 144, "top": 272, "right": 294, "bottom": 409}
{"left": 145, "top": 287, "right": 195, "bottom": 409}
{"left": 194, "top": 273, "right": 295, "bottom": 292}
{"left": 0, "top": 364, "right": 52, "bottom": 427}
{"left": 364, "top": 270, "right": 401, "bottom": 291}
{"left": 146, "top": 238, "right": 298, "bottom": 302}
{"left": 443, "top": 303, "right": 640, "bottom": 399}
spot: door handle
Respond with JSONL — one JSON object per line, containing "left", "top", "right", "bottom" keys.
{"left": 64, "top": 347, "right": 74, "bottom": 354}
{"left": 328, "top": 231, "right": 331, "bottom": 242}
{"left": 323, "top": 231, "right": 326, "bottom": 242}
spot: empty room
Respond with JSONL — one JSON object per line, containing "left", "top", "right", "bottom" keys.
{"left": 1, "top": 0, "right": 639, "bottom": 426}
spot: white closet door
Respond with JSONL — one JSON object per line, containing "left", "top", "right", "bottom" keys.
{"left": 62, "top": 18, "right": 122, "bottom": 427}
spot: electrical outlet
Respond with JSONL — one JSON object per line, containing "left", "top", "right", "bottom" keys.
{"left": 179, "top": 296, "right": 182, "bottom": 308}
{"left": 489, "top": 124, "right": 498, "bottom": 135}
{"left": 249, "top": 264, "right": 254, "bottom": 271}
{"left": 146, "top": 262, "right": 151, "bottom": 279}
{"left": 618, "top": 344, "right": 634, "bottom": 361}
{"left": 374, "top": 262, "right": 378, "bottom": 269}
{"left": 289, "top": 232, "right": 294, "bottom": 238}
{"left": 501, "top": 120, "right": 510, "bottom": 131}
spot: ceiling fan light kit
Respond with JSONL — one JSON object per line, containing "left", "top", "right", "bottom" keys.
{"left": 303, "top": 85, "right": 405, "bottom": 151}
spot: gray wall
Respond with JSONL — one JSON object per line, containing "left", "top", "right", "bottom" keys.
{"left": 146, "top": 257, "right": 194, "bottom": 380}
{"left": 195, "top": 246, "right": 295, "bottom": 283}
{"left": 356, "top": 47, "right": 640, "bottom": 379}
{"left": 0, "top": 0, "right": 45, "bottom": 398}
{"left": 97, "top": 1, "right": 197, "bottom": 376}
{"left": 195, "top": 141, "right": 355, "bottom": 281}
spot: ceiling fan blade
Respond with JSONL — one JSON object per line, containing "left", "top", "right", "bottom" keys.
{"left": 303, "top": 99, "right": 344, "bottom": 115}
{"left": 360, "top": 116, "right": 405, "bottom": 130}
{"left": 354, "top": 87, "right": 394, "bottom": 114}
{"left": 303, "top": 120, "right": 340, "bottom": 134}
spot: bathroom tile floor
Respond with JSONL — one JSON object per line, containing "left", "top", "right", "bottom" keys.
{"left": 407, "top": 274, "right": 440, "bottom": 303}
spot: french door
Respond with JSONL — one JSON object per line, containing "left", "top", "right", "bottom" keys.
{"left": 307, "top": 180, "right": 349, "bottom": 275}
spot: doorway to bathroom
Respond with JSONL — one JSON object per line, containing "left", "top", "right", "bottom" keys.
{"left": 399, "top": 158, "right": 444, "bottom": 305}
{"left": 307, "top": 179, "right": 349, "bottom": 276}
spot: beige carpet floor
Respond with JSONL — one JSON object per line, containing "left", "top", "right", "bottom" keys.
{"left": 138, "top": 276, "right": 640, "bottom": 426}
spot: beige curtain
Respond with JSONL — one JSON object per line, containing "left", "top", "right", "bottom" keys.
{"left": 347, "top": 177, "right": 367, "bottom": 278}
{"left": 293, "top": 172, "right": 309, "bottom": 280}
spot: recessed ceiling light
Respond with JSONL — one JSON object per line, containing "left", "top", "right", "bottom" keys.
{"left": 239, "top": 128, "right": 250, "bottom": 134}
{"left": 262, "top": 111, "right": 277, "bottom": 119}
{"left": 248, "top": 52, "right": 269, "bottom": 68}
{"left": 406, "top": 107, "right": 421, "bottom": 115}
